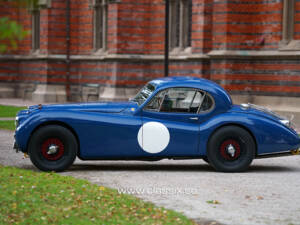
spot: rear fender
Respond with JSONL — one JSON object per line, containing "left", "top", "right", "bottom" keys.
{"left": 199, "top": 112, "right": 300, "bottom": 156}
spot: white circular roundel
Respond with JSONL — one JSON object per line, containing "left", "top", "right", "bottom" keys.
{"left": 137, "top": 122, "right": 170, "bottom": 154}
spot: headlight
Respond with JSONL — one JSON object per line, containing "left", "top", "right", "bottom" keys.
{"left": 280, "top": 119, "right": 297, "bottom": 132}
{"left": 280, "top": 119, "right": 290, "bottom": 127}
{"left": 15, "top": 116, "right": 19, "bottom": 128}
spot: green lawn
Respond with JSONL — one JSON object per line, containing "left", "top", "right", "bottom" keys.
{"left": 0, "top": 105, "right": 26, "bottom": 118}
{"left": 0, "top": 166, "right": 195, "bottom": 225}
{"left": 0, "top": 105, "right": 25, "bottom": 130}
{"left": 0, "top": 120, "right": 15, "bottom": 130}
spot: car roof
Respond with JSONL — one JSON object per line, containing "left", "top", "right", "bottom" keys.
{"left": 149, "top": 76, "right": 233, "bottom": 109}
{"left": 150, "top": 76, "right": 218, "bottom": 89}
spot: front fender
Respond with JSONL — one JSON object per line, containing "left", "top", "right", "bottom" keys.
{"left": 15, "top": 109, "right": 141, "bottom": 156}
{"left": 15, "top": 110, "right": 80, "bottom": 152}
{"left": 199, "top": 112, "right": 300, "bottom": 156}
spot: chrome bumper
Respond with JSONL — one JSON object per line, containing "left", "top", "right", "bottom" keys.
{"left": 13, "top": 135, "right": 20, "bottom": 153}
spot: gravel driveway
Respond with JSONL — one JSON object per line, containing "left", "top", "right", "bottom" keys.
{"left": 1, "top": 129, "right": 300, "bottom": 225}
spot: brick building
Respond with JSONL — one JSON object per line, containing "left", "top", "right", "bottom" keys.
{"left": 0, "top": 0, "right": 300, "bottom": 110}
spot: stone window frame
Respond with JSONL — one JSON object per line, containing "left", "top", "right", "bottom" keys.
{"left": 29, "top": 0, "right": 51, "bottom": 53}
{"left": 91, "top": 0, "right": 108, "bottom": 54}
{"left": 169, "top": 0, "right": 192, "bottom": 55}
{"left": 280, "top": 0, "right": 300, "bottom": 50}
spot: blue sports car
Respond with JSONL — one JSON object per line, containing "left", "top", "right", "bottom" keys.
{"left": 14, "top": 77, "right": 300, "bottom": 172}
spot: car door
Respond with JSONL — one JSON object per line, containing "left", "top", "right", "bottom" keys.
{"left": 139, "top": 87, "right": 207, "bottom": 157}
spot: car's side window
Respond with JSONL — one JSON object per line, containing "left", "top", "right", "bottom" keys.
{"left": 144, "top": 90, "right": 166, "bottom": 111}
{"left": 159, "top": 88, "right": 201, "bottom": 113}
{"left": 144, "top": 87, "right": 215, "bottom": 113}
{"left": 199, "top": 93, "right": 214, "bottom": 112}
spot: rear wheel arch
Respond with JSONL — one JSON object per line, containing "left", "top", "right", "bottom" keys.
{"left": 27, "top": 121, "right": 80, "bottom": 156}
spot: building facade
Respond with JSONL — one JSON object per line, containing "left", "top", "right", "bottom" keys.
{"left": 0, "top": 0, "right": 299, "bottom": 108}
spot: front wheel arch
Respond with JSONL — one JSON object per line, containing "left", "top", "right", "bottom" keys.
{"left": 27, "top": 121, "right": 80, "bottom": 156}
{"left": 207, "top": 123, "right": 258, "bottom": 156}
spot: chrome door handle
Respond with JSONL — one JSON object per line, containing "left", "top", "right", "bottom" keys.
{"left": 189, "top": 117, "right": 199, "bottom": 121}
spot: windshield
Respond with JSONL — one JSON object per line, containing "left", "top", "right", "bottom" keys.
{"left": 132, "top": 83, "right": 156, "bottom": 106}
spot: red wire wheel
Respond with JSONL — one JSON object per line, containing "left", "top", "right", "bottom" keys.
{"left": 41, "top": 138, "right": 65, "bottom": 161}
{"left": 207, "top": 126, "right": 255, "bottom": 172}
{"left": 219, "top": 139, "right": 241, "bottom": 161}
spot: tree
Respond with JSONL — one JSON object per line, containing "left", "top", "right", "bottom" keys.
{"left": 0, "top": 0, "right": 38, "bottom": 52}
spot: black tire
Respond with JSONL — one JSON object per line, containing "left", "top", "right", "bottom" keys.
{"left": 207, "top": 126, "right": 255, "bottom": 172}
{"left": 28, "top": 125, "right": 77, "bottom": 172}
{"left": 202, "top": 156, "right": 210, "bottom": 164}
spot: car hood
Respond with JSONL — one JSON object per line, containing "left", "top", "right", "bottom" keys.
{"left": 28, "top": 101, "right": 139, "bottom": 113}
